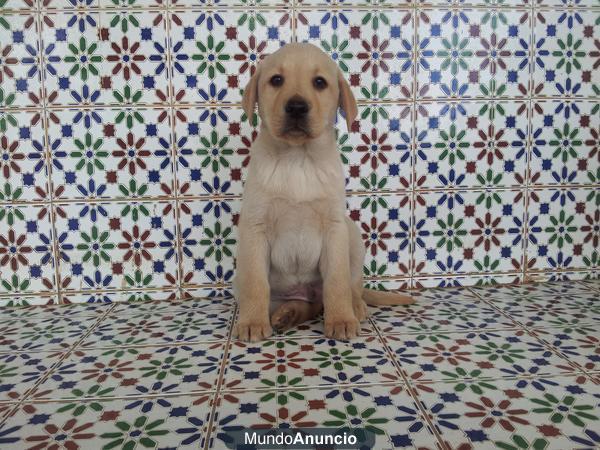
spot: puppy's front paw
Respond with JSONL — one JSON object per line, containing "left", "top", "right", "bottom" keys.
{"left": 324, "top": 315, "right": 360, "bottom": 340}
{"left": 233, "top": 320, "right": 273, "bottom": 342}
{"left": 352, "top": 299, "right": 369, "bottom": 322}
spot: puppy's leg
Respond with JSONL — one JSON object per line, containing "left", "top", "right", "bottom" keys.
{"left": 347, "top": 217, "right": 368, "bottom": 322}
{"left": 320, "top": 219, "right": 359, "bottom": 339}
{"left": 233, "top": 225, "right": 272, "bottom": 342}
{"left": 271, "top": 300, "right": 323, "bottom": 332}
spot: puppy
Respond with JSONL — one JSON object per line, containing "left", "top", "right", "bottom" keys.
{"left": 233, "top": 43, "right": 414, "bottom": 342}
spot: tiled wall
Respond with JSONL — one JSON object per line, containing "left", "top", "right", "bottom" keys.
{"left": 0, "top": 0, "right": 598, "bottom": 306}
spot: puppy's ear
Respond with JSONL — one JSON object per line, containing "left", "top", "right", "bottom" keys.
{"left": 242, "top": 66, "right": 260, "bottom": 121}
{"left": 338, "top": 70, "right": 357, "bottom": 131}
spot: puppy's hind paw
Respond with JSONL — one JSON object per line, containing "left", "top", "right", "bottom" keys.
{"left": 271, "top": 304, "right": 299, "bottom": 332}
{"left": 233, "top": 320, "right": 273, "bottom": 342}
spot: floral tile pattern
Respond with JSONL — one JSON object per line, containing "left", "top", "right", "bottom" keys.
{"left": 0, "top": 281, "right": 599, "bottom": 449}
{"left": 0, "top": 0, "right": 598, "bottom": 307}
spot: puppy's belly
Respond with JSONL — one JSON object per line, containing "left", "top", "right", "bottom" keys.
{"left": 269, "top": 223, "right": 322, "bottom": 293}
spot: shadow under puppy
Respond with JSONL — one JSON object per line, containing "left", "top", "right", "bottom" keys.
{"left": 233, "top": 43, "right": 414, "bottom": 342}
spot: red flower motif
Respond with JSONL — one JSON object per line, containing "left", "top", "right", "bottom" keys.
{"left": 256, "top": 348, "right": 307, "bottom": 374}
{"left": 473, "top": 125, "right": 508, "bottom": 165}
{"left": 422, "top": 343, "right": 471, "bottom": 366}
{"left": 0, "top": 136, "right": 24, "bottom": 179}
{"left": 25, "top": 418, "right": 95, "bottom": 448}
{"left": 471, "top": 212, "right": 505, "bottom": 251}
{"left": 465, "top": 396, "right": 529, "bottom": 432}
{"left": 106, "top": 37, "right": 145, "bottom": 81}
{"left": 361, "top": 217, "right": 391, "bottom": 257}
{"left": 81, "top": 358, "right": 135, "bottom": 383}
{"left": 113, "top": 132, "right": 149, "bottom": 175}
{"left": 0, "top": 45, "right": 18, "bottom": 83}
{"left": 356, "top": 36, "right": 393, "bottom": 77}
{"left": 356, "top": 129, "right": 392, "bottom": 170}
{"left": 234, "top": 36, "right": 267, "bottom": 76}
{"left": 117, "top": 225, "right": 155, "bottom": 266}
{"left": 476, "top": 33, "right": 509, "bottom": 75}
{"left": 0, "top": 229, "right": 32, "bottom": 271}
{"left": 581, "top": 208, "right": 599, "bottom": 249}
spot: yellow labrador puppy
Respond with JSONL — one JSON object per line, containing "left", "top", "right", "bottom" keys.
{"left": 233, "top": 43, "right": 414, "bottom": 342}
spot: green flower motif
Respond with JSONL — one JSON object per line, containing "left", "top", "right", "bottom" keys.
{"left": 63, "top": 37, "right": 101, "bottom": 82}
{"left": 363, "top": 259, "right": 388, "bottom": 278}
{"left": 474, "top": 255, "right": 501, "bottom": 273}
{"left": 479, "top": 81, "right": 507, "bottom": 121}
{"left": 1, "top": 274, "right": 30, "bottom": 294}
{"left": 435, "top": 124, "right": 469, "bottom": 165}
{"left": 110, "top": 9, "right": 140, "bottom": 33}
{"left": 237, "top": 10, "right": 266, "bottom": 33}
{"left": 437, "top": 32, "right": 473, "bottom": 75}
{"left": 496, "top": 434, "right": 548, "bottom": 450}
{"left": 120, "top": 197, "right": 150, "bottom": 222}
{"left": 475, "top": 342, "right": 525, "bottom": 363}
{"left": 0, "top": 363, "right": 17, "bottom": 380}
{"left": 0, "top": 3, "right": 9, "bottom": 29}
{"left": 481, "top": 8, "right": 507, "bottom": 30}
{"left": 359, "top": 175, "right": 389, "bottom": 212}
{"left": 124, "top": 269, "right": 152, "bottom": 290}
{"left": 476, "top": 169, "right": 504, "bottom": 189}
{"left": 553, "top": 34, "right": 585, "bottom": 75}
{"left": 440, "top": 367, "right": 497, "bottom": 394}
{"left": 21, "top": 323, "right": 66, "bottom": 342}
{"left": 361, "top": 10, "right": 389, "bottom": 30}
{"left": 57, "top": 385, "right": 116, "bottom": 416}
{"left": 360, "top": 82, "right": 390, "bottom": 124}
{"left": 583, "top": 250, "right": 598, "bottom": 271}
{"left": 323, "top": 404, "right": 388, "bottom": 435}
{"left": 77, "top": 226, "right": 115, "bottom": 267}
{"left": 102, "top": 338, "right": 145, "bottom": 358}
{"left": 321, "top": 34, "right": 352, "bottom": 74}
{"left": 193, "top": 36, "right": 230, "bottom": 79}
{"left": 200, "top": 222, "right": 235, "bottom": 262}
{"left": 312, "top": 348, "right": 360, "bottom": 370}
{"left": 140, "top": 356, "right": 192, "bottom": 381}
{"left": 261, "top": 389, "right": 306, "bottom": 407}
{"left": 549, "top": 124, "right": 582, "bottom": 163}
{"left": 114, "top": 86, "right": 144, "bottom": 129}
{"left": 531, "top": 393, "right": 597, "bottom": 427}
{"left": 71, "top": 133, "right": 107, "bottom": 176}
{"left": 198, "top": 131, "right": 233, "bottom": 173}
{"left": 0, "top": 88, "right": 17, "bottom": 133}
{"left": 339, "top": 133, "right": 353, "bottom": 165}
{"left": 101, "top": 416, "right": 168, "bottom": 450}
{"left": 545, "top": 210, "right": 576, "bottom": 249}
{"left": 475, "top": 189, "right": 503, "bottom": 209}
{"left": 433, "top": 213, "right": 467, "bottom": 252}
{"left": 0, "top": 184, "right": 25, "bottom": 225}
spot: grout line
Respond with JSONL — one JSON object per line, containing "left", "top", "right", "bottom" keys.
{"left": 0, "top": 302, "right": 118, "bottom": 427}
{"left": 466, "top": 286, "right": 591, "bottom": 373}
{"left": 368, "top": 315, "right": 450, "bottom": 450}
{"left": 410, "top": 5, "right": 418, "bottom": 289}
{"left": 202, "top": 303, "right": 237, "bottom": 450}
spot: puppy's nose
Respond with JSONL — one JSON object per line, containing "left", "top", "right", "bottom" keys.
{"left": 285, "top": 98, "right": 309, "bottom": 118}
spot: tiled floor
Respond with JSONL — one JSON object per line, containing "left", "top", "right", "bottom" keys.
{"left": 0, "top": 280, "right": 599, "bottom": 449}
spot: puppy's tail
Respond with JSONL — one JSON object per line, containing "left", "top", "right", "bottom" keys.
{"left": 363, "top": 288, "right": 415, "bottom": 306}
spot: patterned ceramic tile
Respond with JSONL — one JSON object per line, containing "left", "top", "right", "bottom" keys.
{"left": 533, "top": 9, "right": 599, "bottom": 97}
{"left": 0, "top": 316, "right": 97, "bottom": 352}
{"left": 222, "top": 336, "right": 399, "bottom": 390}
{"left": 417, "top": 375, "right": 600, "bottom": 450}
{"left": 416, "top": 100, "right": 529, "bottom": 189}
{"left": 413, "top": 189, "right": 527, "bottom": 276}
{"left": 526, "top": 188, "right": 598, "bottom": 272}
{"left": 0, "top": 394, "right": 215, "bottom": 449}
{"left": 384, "top": 328, "right": 579, "bottom": 382}
{"left": 169, "top": 9, "right": 292, "bottom": 105}
{"left": 80, "top": 307, "right": 233, "bottom": 347}
{"left": 47, "top": 108, "right": 174, "bottom": 200}
{"left": 209, "top": 384, "right": 440, "bottom": 449}
{"left": 297, "top": 9, "right": 415, "bottom": 102}
{"left": 417, "top": 8, "right": 531, "bottom": 99}
{"left": 33, "top": 342, "right": 224, "bottom": 400}
{"left": 531, "top": 326, "right": 600, "bottom": 372}
{"left": 0, "top": 352, "right": 61, "bottom": 402}
{"left": 54, "top": 201, "right": 178, "bottom": 293}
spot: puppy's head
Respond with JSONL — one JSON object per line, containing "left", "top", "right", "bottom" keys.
{"left": 242, "top": 43, "right": 357, "bottom": 145}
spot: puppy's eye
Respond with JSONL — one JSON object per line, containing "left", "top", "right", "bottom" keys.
{"left": 270, "top": 75, "right": 284, "bottom": 87}
{"left": 313, "top": 76, "right": 328, "bottom": 90}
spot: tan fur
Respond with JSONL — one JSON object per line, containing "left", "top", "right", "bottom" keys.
{"left": 233, "top": 43, "right": 414, "bottom": 342}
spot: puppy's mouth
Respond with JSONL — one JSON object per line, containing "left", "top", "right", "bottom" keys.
{"left": 280, "top": 121, "right": 311, "bottom": 139}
